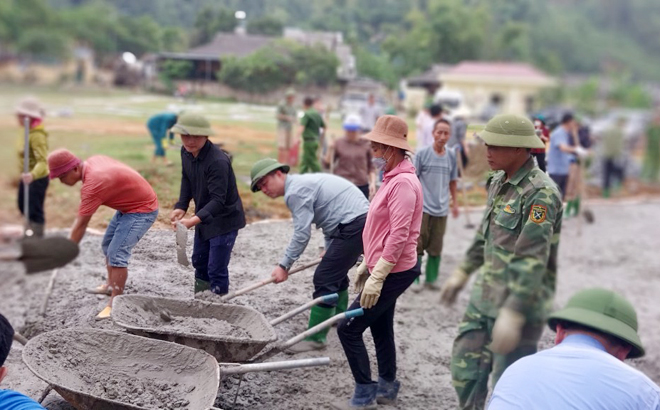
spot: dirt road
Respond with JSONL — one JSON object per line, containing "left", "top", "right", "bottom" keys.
{"left": 2, "top": 199, "right": 660, "bottom": 409}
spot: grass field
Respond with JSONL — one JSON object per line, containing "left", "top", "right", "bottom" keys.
{"left": 0, "top": 84, "right": 488, "bottom": 230}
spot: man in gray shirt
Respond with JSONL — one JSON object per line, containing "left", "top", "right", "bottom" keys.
{"left": 250, "top": 158, "right": 370, "bottom": 352}
{"left": 413, "top": 118, "right": 459, "bottom": 290}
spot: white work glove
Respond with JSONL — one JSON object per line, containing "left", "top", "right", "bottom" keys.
{"left": 489, "top": 307, "right": 526, "bottom": 355}
{"left": 439, "top": 268, "right": 469, "bottom": 306}
{"left": 574, "top": 146, "right": 588, "bottom": 159}
{"left": 360, "top": 258, "right": 395, "bottom": 309}
{"left": 353, "top": 260, "right": 369, "bottom": 293}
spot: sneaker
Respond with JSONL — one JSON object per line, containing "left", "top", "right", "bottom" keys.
{"left": 286, "top": 340, "right": 327, "bottom": 354}
{"left": 331, "top": 383, "right": 378, "bottom": 410}
{"left": 376, "top": 377, "right": 400, "bottom": 405}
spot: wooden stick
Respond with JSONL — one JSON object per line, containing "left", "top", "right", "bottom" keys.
{"left": 220, "top": 258, "right": 322, "bottom": 302}
{"left": 13, "top": 332, "right": 28, "bottom": 346}
{"left": 456, "top": 150, "right": 474, "bottom": 228}
{"left": 39, "top": 268, "right": 59, "bottom": 316}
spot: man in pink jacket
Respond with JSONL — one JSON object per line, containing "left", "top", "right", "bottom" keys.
{"left": 333, "top": 115, "right": 423, "bottom": 410}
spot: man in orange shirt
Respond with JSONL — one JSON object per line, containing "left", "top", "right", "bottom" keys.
{"left": 48, "top": 149, "right": 159, "bottom": 319}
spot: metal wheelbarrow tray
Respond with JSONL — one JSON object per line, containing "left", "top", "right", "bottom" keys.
{"left": 22, "top": 328, "right": 220, "bottom": 410}
{"left": 112, "top": 295, "right": 278, "bottom": 363}
{"left": 112, "top": 294, "right": 362, "bottom": 363}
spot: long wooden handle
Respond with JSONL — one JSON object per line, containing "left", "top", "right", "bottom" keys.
{"left": 456, "top": 152, "right": 473, "bottom": 227}
{"left": 220, "top": 258, "right": 322, "bottom": 302}
{"left": 23, "top": 117, "right": 30, "bottom": 232}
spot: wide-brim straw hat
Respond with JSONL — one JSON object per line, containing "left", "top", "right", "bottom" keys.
{"left": 15, "top": 97, "right": 45, "bottom": 120}
{"left": 363, "top": 115, "right": 413, "bottom": 153}
{"left": 478, "top": 114, "right": 545, "bottom": 149}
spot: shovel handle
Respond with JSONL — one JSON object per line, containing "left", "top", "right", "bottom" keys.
{"left": 13, "top": 332, "right": 28, "bottom": 346}
{"left": 220, "top": 357, "right": 330, "bottom": 375}
{"left": 269, "top": 293, "right": 338, "bottom": 326}
{"left": 220, "top": 258, "right": 322, "bottom": 302}
{"left": 23, "top": 117, "right": 31, "bottom": 234}
{"left": 281, "top": 308, "right": 364, "bottom": 349}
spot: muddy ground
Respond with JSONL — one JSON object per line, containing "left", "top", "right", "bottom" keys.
{"left": 2, "top": 198, "right": 660, "bottom": 409}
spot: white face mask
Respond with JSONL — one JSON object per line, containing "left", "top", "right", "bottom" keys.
{"left": 371, "top": 146, "right": 391, "bottom": 171}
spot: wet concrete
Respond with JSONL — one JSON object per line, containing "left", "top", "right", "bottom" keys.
{"left": 2, "top": 200, "right": 660, "bottom": 409}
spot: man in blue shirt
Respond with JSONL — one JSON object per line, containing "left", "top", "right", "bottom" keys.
{"left": 489, "top": 288, "right": 660, "bottom": 410}
{"left": 0, "top": 314, "right": 45, "bottom": 409}
{"left": 251, "top": 158, "right": 370, "bottom": 353}
{"left": 547, "top": 113, "right": 586, "bottom": 198}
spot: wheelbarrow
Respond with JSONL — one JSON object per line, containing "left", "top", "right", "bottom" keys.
{"left": 22, "top": 328, "right": 331, "bottom": 410}
{"left": 111, "top": 294, "right": 363, "bottom": 363}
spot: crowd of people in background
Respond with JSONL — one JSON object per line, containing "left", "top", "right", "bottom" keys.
{"left": 6, "top": 91, "right": 660, "bottom": 410}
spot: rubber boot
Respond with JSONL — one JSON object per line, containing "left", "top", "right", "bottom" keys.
{"left": 376, "top": 377, "right": 401, "bottom": 405}
{"left": 564, "top": 200, "right": 574, "bottom": 218}
{"left": 574, "top": 197, "right": 581, "bottom": 216}
{"left": 424, "top": 255, "right": 440, "bottom": 289}
{"left": 331, "top": 383, "right": 378, "bottom": 410}
{"left": 30, "top": 223, "right": 45, "bottom": 238}
{"left": 194, "top": 278, "right": 210, "bottom": 293}
{"left": 336, "top": 289, "right": 349, "bottom": 315}
{"left": 287, "top": 305, "right": 334, "bottom": 353}
{"left": 411, "top": 256, "right": 424, "bottom": 293}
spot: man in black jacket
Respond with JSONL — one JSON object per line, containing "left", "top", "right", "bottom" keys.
{"left": 170, "top": 114, "right": 246, "bottom": 295}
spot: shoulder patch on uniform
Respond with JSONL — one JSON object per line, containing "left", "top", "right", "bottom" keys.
{"left": 502, "top": 204, "right": 515, "bottom": 214}
{"left": 530, "top": 204, "right": 547, "bottom": 223}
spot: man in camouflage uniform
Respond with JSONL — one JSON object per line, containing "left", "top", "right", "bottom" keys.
{"left": 439, "top": 114, "right": 563, "bottom": 410}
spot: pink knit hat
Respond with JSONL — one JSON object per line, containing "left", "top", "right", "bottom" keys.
{"left": 48, "top": 149, "right": 81, "bottom": 179}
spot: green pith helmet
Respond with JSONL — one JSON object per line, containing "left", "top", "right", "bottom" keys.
{"left": 250, "top": 158, "right": 290, "bottom": 192}
{"left": 478, "top": 114, "right": 544, "bottom": 149}
{"left": 548, "top": 288, "right": 645, "bottom": 358}
{"left": 285, "top": 87, "right": 296, "bottom": 97}
{"left": 171, "top": 113, "right": 214, "bottom": 136}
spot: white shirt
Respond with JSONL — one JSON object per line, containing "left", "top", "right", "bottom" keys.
{"left": 417, "top": 115, "right": 438, "bottom": 151}
{"left": 489, "top": 334, "right": 660, "bottom": 410}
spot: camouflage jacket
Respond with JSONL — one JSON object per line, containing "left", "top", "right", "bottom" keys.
{"left": 460, "top": 157, "right": 562, "bottom": 321}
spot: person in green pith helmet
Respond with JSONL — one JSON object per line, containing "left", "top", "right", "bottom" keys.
{"left": 250, "top": 158, "right": 369, "bottom": 353}
{"left": 440, "top": 114, "right": 563, "bottom": 410}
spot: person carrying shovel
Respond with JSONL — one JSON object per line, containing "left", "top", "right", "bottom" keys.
{"left": 438, "top": 114, "right": 563, "bottom": 410}
{"left": 250, "top": 158, "right": 369, "bottom": 353}
{"left": 170, "top": 114, "right": 246, "bottom": 296}
{"left": 47, "top": 149, "right": 159, "bottom": 320}
{"left": 15, "top": 97, "right": 49, "bottom": 238}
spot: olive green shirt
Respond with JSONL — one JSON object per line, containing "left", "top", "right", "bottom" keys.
{"left": 460, "top": 157, "right": 562, "bottom": 321}
{"left": 16, "top": 125, "right": 49, "bottom": 180}
{"left": 276, "top": 100, "right": 297, "bottom": 131}
{"left": 300, "top": 108, "right": 325, "bottom": 141}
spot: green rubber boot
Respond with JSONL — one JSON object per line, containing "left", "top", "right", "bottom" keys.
{"left": 425, "top": 256, "right": 440, "bottom": 289}
{"left": 565, "top": 200, "right": 574, "bottom": 218}
{"left": 574, "top": 197, "right": 581, "bottom": 216}
{"left": 336, "top": 289, "right": 349, "bottom": 315}
{"left": 288, "top": 305, "right": 335, "bottom": 353}
{"left": 194, "top": 278, "right": 210, "bottom": 293}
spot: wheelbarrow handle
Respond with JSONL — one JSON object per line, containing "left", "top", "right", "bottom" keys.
{"left": 281, "top": 308, "right": 364, "bottom": 349}
{"left": 220, "top": 258, "right": 322, "bottom": 302}
{"left": 269, "top": 293, "right": 338, "bottom": 327}
{"left": 220, "top": 357, "right": 330, "bottom": 375}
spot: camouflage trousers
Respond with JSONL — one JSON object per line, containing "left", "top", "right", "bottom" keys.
{"left": 450, "top": 303, "right": 544, "bottom": 410}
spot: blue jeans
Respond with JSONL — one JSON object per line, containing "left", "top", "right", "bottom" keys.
{"left": 192, "top": 229, "right": 238, "bottom": 295}
{"left": 102, "top": 210, "right": 158, "bottom": 268}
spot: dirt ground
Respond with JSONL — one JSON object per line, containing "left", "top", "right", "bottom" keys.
{"left": 2, "top": 198, "right": 660, "bottom": 409}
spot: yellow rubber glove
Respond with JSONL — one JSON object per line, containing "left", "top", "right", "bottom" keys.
{"left": 489, "top": 307, "right": 526, "bottom": 355}
{"left": 360, "top": 258, "right": 395, "bottom": 309}
{"left": 439, "top": 267, "right": 469, "bottom": 306}
{"left": 353, "top": 260, "right": 369, "bottom": 293}
{"left": 162, "top": 137, "right": 170, "bottom": 149}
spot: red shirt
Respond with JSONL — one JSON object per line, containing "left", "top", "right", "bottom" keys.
{"left": 78, "top": 156, "right": 158, "bottom": 216}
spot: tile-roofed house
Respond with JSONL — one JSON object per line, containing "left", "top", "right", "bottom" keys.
{"left": 439, "top": 61, "right": 557, "bottom": 117}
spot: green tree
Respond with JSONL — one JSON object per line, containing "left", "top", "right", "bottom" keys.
{"left": 191, "top": 6, "right": 236, "bottom": 46}
{"left": 246, "top": 15, "right": 284, "bottom": 37}
{"left": 159, "top": 59, "right": 193, "bottom": 91}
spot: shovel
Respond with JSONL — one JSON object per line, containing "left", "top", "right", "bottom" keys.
{"left": 456, "top": 149, "right": 475, "bottom": 229}
{"left": 175, "top": 222, "right": 189, "bottom": 266}
{"left": 220, "top": 258, "right": 322, "bottom": 302}
{"left": 22, "top": 117, "right": 33, "bottom": 237}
